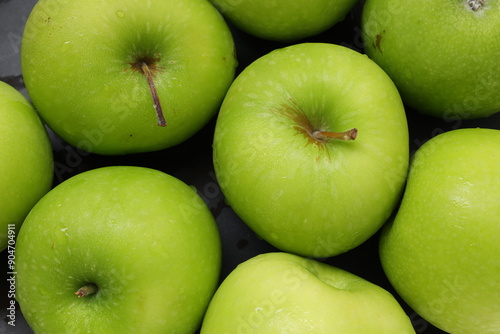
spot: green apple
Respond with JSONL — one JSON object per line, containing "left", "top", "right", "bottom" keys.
{"left": 380, "top": 128, "right": 500, "bottom": 333}
{"left": 213, "top": 43, "right": 409, "bottom": 258}
{"left": 0, "top": 80, "right": 53, "bottom": 252}
{"left": 200, "top": 252, "right": 415, "bottom": 333}
{"left": 15, "top": 166, "right": 222, "bottom": 333}
{"left": 210, "top": 0, "right": 359, "bottom": 42}
{"left": 21, "top": 0, "right": 236, "bottom": 155}
{"left": 362, "top": 0, "right": 500, "bottom": 119}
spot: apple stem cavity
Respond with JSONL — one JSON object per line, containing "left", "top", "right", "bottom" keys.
{"left": 141, "top": 62, "right": 167, "bottom": 127}
{"left": 467, "top": 0, "right": 486, "bottom": 11}
{"left": 75, "top": 283, "right": 98, "bottom": 298}
{"left": 312, "top": 128, "right": 358, "bottom": 141}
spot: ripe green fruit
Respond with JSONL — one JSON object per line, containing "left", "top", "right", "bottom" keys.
{"left": 213, "top": 43, "right": 409, "bottom": 258}
{"left": 201, "top": 252, "right": 415, "bottom": 333}
{"left": 210, "top": 0, "right": 359, "bottom": 42}
{"left": 16, "top": 166, "right": 222, "bottom": 333}
{"left": 22, "top": 0, "right": 236, "bottom": 155}
{"left": 0, "top": 81, "right": 53, "bottom": 252}
{"left": 362, "top": 0, "right": 500, "bottom": 119}
{"left": 380, "top": 128, "right": 500, "bottom": 333}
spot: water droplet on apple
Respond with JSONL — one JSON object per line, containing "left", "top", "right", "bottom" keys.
{"left": 62, "top": 123, "right": 77, "bottom": 136}
{"left": 60, "top": 227, "right": 70, "bottom": 237}
{"left": 403, "top": 68, "right": 413, "bottom": 80}
{"left": 60, "top": 41, "right": 72, "bottom": 53}
{"left": 116, "top": 11, "right": 125, "bottom": 18}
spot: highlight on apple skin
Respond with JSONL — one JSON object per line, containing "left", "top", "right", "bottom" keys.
{"left": 21, "top": 0, "right": 237, "bottom": 155}
{"left": 213, "top": 42, "right": 409, "bottom": 258}
{"left": 15, "top": 166, "right": 222, "bottom": 334}
{"left": 201, "top": 252, "right": 416, "bottom": 333}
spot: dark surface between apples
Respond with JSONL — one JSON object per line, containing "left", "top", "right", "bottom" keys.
{"left": 1, "top": 1, "right": 499, "bottom": 333}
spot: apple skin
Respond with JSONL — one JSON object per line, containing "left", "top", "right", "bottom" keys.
{"left": 200, "top": 252, "right": 415, "bottom": 333}
{"left": 0, "top": 81, "right": 53, "bottom": 252}
{"left": 380, "top": 128, "right": 500, "bottom": 333}
{"left": 362, "top": 0, "right": 500, "bottom": 119}
{"left": 209, "top": 0, "right": 358, "bottom": 42}
{"left": 15, "top": 166, "right": 222, "bottom": 333}
{"left": 21, "top": 0, "right": 236, "bottom": 155}
{"left": 213, "top": 43, "right": 409, "bottom": 258}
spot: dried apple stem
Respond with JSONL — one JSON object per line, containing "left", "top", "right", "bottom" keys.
{"left": 141, "top": 62, "right": 167, "bottom": 127}
{"left": 75, "top": 283, "right": 98, "bottom": 298}
{"left": 312, "top": 128, "right": 358, "bottom": 141}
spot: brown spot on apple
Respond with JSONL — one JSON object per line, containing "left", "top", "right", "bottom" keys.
{"left": 373, "top": 30, "right": 385, "bottom": 54}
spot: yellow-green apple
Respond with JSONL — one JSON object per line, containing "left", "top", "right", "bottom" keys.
{"left": 15, "top": 166, "right": 222, "bottom": 333}
{"left": 0, "top": 80, "right": 53, "bottom": 252}
{"left": 380, "top": 128, "right": 500, "bottom": 333}
{"left": 209, "top": 0, "right": 359, "bottom": 42}
{"left": 21, "top": 0, "right": 236, "bottom": 155}
{"left": 362, "top": 0, "right": 500, "bottom": 119}
{"left": 200, "top": 252, "right": 415, "bottom": 333}
{"left": 213, "top": 43, "right": 409, "bottom": 258}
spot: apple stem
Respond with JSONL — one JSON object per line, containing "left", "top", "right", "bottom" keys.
{"left": 312, "top": 128, "right": 358, "bottom": 141}
{"left": 75, "top": 283, "right": 98, "bottom": 298}
{"left": 467, "top": 0, "right": 485, "bottom": 11}
{"left": 141, "top": 62, "right": 167, "bottom": 127}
